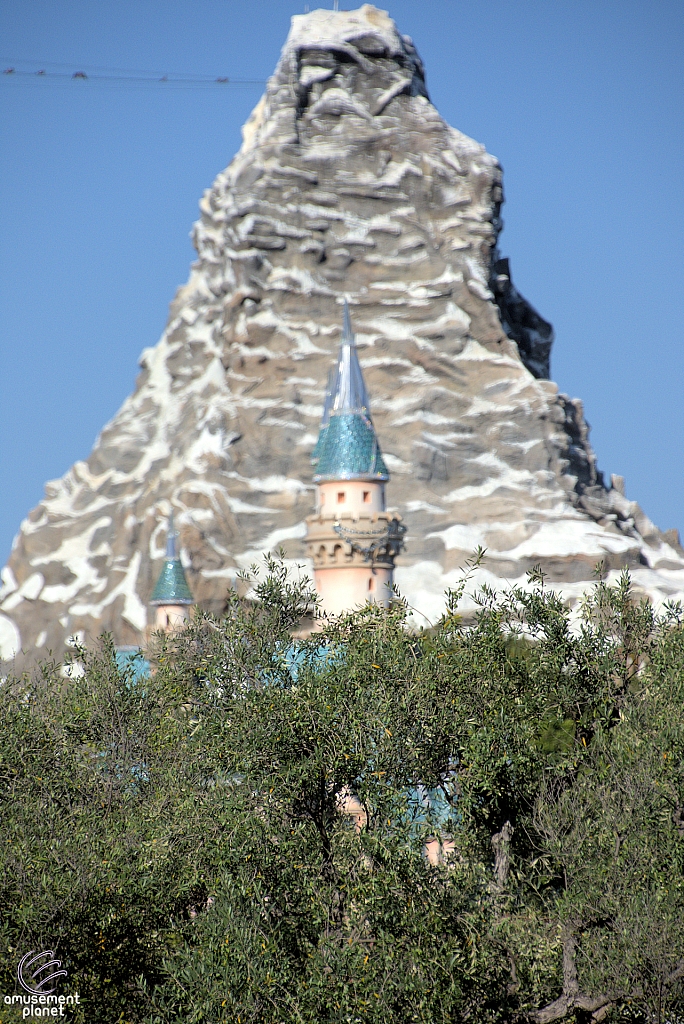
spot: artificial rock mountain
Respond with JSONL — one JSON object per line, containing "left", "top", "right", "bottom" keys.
{"left": 2, "top": 4, "right": 684, "bottom": 661}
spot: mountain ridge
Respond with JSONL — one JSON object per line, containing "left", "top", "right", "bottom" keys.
{"left": 2, "top": 3, "right": 683, "bottom": 662}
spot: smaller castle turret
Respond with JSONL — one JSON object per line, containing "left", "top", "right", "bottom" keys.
{"left": 150, "top": 515, "right": 193, "bottom": 630}
{"left": 306, "top": 303, "right": 405, "bottom": 616}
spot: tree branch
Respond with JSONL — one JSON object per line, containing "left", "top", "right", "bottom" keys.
{"left": 674, "top": 800, "right": 684, "bottom": 838}
{"left": 534, "top": 925, "right": 621, "bottom": 1024}
{"left": 665, "top": 957, "right": 684, "bottom": 986}
{"left": 491, "top": 819, "right": 513, "bottom": 888}
{"left": 535, "top": 990, "right": 619, "bottom": 1024}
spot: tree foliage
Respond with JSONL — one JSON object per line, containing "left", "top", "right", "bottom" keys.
{"left": 0, "top": 557, "right": 683, "bottom": 1023}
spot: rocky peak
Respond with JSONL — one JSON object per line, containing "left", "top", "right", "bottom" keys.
{"left": 2, "top": 4, "right": 684, "bottom": 664}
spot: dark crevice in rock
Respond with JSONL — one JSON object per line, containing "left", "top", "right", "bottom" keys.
{"left": 491, "top": 256, "right": 554, "bottom": 380}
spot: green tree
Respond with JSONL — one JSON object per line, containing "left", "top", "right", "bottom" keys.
{"left": 0, "top": 558, "right": 682, "bottom": 1023}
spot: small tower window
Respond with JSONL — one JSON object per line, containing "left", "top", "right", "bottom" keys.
{"left": 368, "top": 577, "right": 375, "bottom": 592}
{"left": 363, "top": 490, "right": 370, "bottom": 503}
{"left": 337, "top": 491, "right": 345, "bottom": 504}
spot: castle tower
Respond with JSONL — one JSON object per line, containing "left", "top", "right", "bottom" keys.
{"left": 149, "top": 516, "right": 193, "bottom": 630}
{"left": 305, "top": 304, "right": 405, "bottom": 616}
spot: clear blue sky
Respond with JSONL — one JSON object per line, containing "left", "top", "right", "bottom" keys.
{"left": 1, "top": 0, "right": 683, "bottom": 564}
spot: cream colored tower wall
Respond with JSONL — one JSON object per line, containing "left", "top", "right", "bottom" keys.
{"left": 317, "top": 479, "right": 385, "bottom": 514}
{"left": 315, "top": 565, "right": 393, "bottom": 616}
{"left": 155, "top": 604, "right": 190, "bottom": 630}
{"left": 311, "top": 477, "right": 393, "bottom": 614}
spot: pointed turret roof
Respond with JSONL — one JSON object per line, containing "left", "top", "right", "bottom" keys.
{"left": 332, "top": 301, "right": 372, "bottom": 416}
{"left": 310, "top": 364, "right": 337, "bottom": 465}
{"left": 312, "top": 303, "right": 389, "bottom": 483}
{"left": 150, "top": 515, "right": 193, "bottom": 606}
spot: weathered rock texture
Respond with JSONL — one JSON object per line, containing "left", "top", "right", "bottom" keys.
{"left": 2, "top": 4, "right": 684, "bottom": 660}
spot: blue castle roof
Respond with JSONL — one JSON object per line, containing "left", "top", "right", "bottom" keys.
{"left": 150, "top": 517, "right": 193, "bottom": 606}
{"left": 312, "top": 303, "right": 389, "bottom": 483}
{"left": 314, "top": 413, "right": 389, "bottom": 481}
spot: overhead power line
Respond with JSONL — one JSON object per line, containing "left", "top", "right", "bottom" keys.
{"left": 1, "top": 59, "right": 266, "bottom": 87}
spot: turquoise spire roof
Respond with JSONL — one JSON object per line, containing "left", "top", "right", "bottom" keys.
{"left": 312, "top": 302, "right": 389, "bottom": 483}
{"left": 310, "top": 365, "right": 337, "bottom": 465}
{"left": 150, "top": 516, "right": 193, "bottom": 606}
